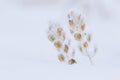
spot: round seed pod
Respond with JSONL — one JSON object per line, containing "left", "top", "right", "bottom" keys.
{"left": 58, "top": 54, "right": 65, "bottom": 62}
{"left": 81, "top": 24, "right": 85, "bottom": 31}
{"left": 83, "top": 41, "right": 88, "bottom": 48}
{"left": 48, "top": 34, "right": 55, "bottom": 42}
{"left": 74, "top": 33, "right": 82, "bottom": 41}
{"left": 57, "top": 27, "right": 63, "bottom": 36}
{"left": 68, "top": 59, "right": 76, "bottom": 65}
{"left": 64, "top": 44, "right": 69, "bottom": 53}
{"left": 54, "top": 40, "right": 62, "bottom": 48}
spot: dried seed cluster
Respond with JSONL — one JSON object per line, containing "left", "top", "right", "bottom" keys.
{"left": 47, "top": 10, "right": 97, "bottom": 65}
{"left": 47, "top": 23, "right": 76, "bottom": 65}
{"left": 67, "top": 11, "right": 97, "bottom": 64}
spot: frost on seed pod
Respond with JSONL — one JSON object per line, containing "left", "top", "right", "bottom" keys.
{"left": 57, "top": 27, "right": 63, "bottom": 36}
{"left": 64, "top": 44, "right": 69, "bottom": 53}
{"left": 68, "top": 59, "right": 76, "bottom": 65}
{"left": 83, "top": 41, "right": 88, "bottom": 48}
{"left": 81, "top": 24, "right": 85, "bottom": 31}
{"left": 58, "top": 54, "right": 65, "bottom": 62}
{"left": 54, "top": 40, "right": 62, "bottom": 48}
{"left": 48, "top": 34, "right": 55, "bottom": 42}
{"left": 74, "top": 33, "right": 82, "bottom": 41}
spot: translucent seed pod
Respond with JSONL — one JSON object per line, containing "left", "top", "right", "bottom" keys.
{"left": 58, "top": 54, "right": 65, "bottom": 62}
{"left": 64, "top": 44, "right": 69, "bottom": 53}
{"left": 54, "top": 40, "right": 62, "bottom": 48}
{"left": 87, "top": 34, "right": 92, "bottom": 42}
{"left": 57, "top": 27, "right": 63, "bottom": 36}
{"left": 81, "top": 24, "right": 85, "bottom": 31}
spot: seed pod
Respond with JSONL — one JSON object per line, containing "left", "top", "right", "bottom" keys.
{"left": 48, "top": 34, "right": 55, "bottom": 42}
{"left": 81, "top": 24, "right": 85, "bottom": 31}
{"left": 83, "top": 41, "right": 88, "bottom": 48}
{"left": 69, "top": 20, "right": 75, "bottom": 26}
{"left": 68, "top": 59, "right": 76, "bottom": 65}
{"left": 57, "top": 27, "right": 63, "bottom": 36}
{"left": 87, "top": 34, "right": 92, "bottom": 42}
{"left": 58, "top": 54, "right": 65, "bottom": 62}
{"left": 94, "top": 47, "right": 97, "bottom": 53}
{"left": 64, "top": 44, "right": 69, "bottom": 53}
{"left": 74, "top": 33, "right": 82, "bottom": 41}
{"left": 77, "top": 15, "right": 81, "bottom": 21}
{"left": 62, "top": 32, "right": 66, "bottom": 41}
{"left": 67, "top": 14, "right": 70, "bottom": 18}
{"left": 54, "top": 40, "right": 62, "bottom": 48}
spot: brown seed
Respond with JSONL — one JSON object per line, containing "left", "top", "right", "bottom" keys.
{"left": 69, "top": 20, "right": 75, "bottom": 26}
{"left": 81, "top": 24, "right": 85, "bottom": 31}
{"left": 57, "top": 27, "right": 63, "bottom": 36}
{"left": 64, "top": 44, "right": 69, "bottom": 53}
{"left": 48, "top": 34, "right": 55, "bottom": 42}
{"left": 74, "top": 33, "right": 82, "bottom": 41}
{"left": 54, "top": 40, "right": 62, "bottom": 48}
{"left": 58, "top": 54, "right": 65, "bottom": 62}
{"left": 68, "top": 59, "right": 76, "bottom": 65}
{"left": 83, "top": 41, "right": 88, "bottom": 48}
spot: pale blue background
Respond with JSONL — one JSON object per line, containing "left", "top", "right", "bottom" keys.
{"left": 0, "top": 0, "right": 120, "bottom": 80}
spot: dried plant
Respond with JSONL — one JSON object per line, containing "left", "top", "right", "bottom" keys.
{"left": 67, "top": 11, "right": 97, "bottom": 64}
{"left": 47, "top": 10, "right": 97, "bottom": 65}
{"left": 47, "top": 23, "right": 76, "bottom": 65}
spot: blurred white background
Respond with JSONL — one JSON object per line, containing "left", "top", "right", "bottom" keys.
{"left": 0, "top": 0, "right": 120, "bottom": 80}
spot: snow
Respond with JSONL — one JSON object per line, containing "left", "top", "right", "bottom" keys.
{"left": 0, "top": 0, "right": 120, "bottom": 80}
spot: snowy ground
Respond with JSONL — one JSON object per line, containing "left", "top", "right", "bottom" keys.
{"left": 0, "top": 0, "right": 120, "bottom": 80}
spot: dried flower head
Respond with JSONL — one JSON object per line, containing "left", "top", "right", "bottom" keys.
{"left": 58, "top": 54, "right": 65, "bottom": 62}
{"left": 54, "top": 40, "right": 62, "bottom": 48}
